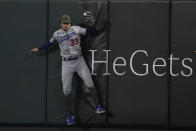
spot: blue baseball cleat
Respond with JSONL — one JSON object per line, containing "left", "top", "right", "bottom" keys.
{"left": 66, "top": 114, "right": 74, "bottom": 126}
{"left": 96, "top": 105, "right": 106, "bottom": 114}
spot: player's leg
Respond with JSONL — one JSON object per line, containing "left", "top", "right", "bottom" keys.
{"left": 62, "top": 60, "right": 74, "bottom": 125}
{"left": 76, "top": 56, "right": 105, "bottom": 114}
{"left": 76, "top": 56, "right": 98, "bottom": 106}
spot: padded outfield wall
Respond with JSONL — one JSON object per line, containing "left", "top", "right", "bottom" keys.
{"left": 0, "top": 0, "right": 196, "bottom": 129}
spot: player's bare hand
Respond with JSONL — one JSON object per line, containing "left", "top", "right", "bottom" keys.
{"left": 30, "top": 48, "right": 39, "bottom": 54}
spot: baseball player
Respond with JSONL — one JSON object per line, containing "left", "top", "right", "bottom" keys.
{"left": 30, "top": 14, "right": 105, "bottom": 126}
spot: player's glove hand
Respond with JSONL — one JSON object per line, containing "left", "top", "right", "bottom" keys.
{"left": 82, "top": 11, "right": 95, "bottom": 26}
{"left": 30, "top": 48, "right": 39, "bottom": 54}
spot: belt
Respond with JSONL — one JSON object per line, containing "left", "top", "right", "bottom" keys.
{"left": 63, "top": 55, "right": 82, "bottom": 61}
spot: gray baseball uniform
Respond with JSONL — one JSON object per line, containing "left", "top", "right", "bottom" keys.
{"left": 50, "top": 26, "right": 94, "bottom": 96}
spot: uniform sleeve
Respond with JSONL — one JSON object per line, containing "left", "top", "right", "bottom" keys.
{"left": 75, "top": 26, "right": 87, "bottom": 35}
{"left": 86, "top": 26, "right": 96, "bottom": 36}
{"left": 38, "top": 33, "right": 56, "bottom": 51}
{"left": 50, "top": 33, "right": 56, "bottom": 43}
{"left": 38, "top": 41, "right": 52, "bottom": 51}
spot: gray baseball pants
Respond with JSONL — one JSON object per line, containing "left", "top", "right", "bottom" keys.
{"left": 61, "top": 55, "right": 94, "bottom": 96}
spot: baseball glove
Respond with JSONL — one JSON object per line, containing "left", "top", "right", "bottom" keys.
{"left": 82, "top": 11, "right": 95, "bottom": 26}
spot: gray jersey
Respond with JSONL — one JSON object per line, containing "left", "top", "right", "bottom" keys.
{"left": 50, "top": 26, "right": 86, "bottom": 58}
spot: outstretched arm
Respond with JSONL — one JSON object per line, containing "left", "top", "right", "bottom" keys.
{"left": 30, "top": 41, "right": 52, "bottom": 54}
{"left": 38, "top": 41, "right": 52, "bottom": 51}
{"left": 85, "top": 25, "right": 95, "bottom": 36}
{"left": 30, "top": 33, "right": 56, "bottom": 54}
{"left": 83, "top": 19, "right": 108, "bottom": 37}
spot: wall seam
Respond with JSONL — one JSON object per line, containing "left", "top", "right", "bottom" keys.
{"left": 106, "top": 0, "right": 110, "bottom": 124}
{"left": 167, "top": 0, "right": 172, "bottom": 126}
{"left": 44, "top": 0, "right": 50, "bottom": 124}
